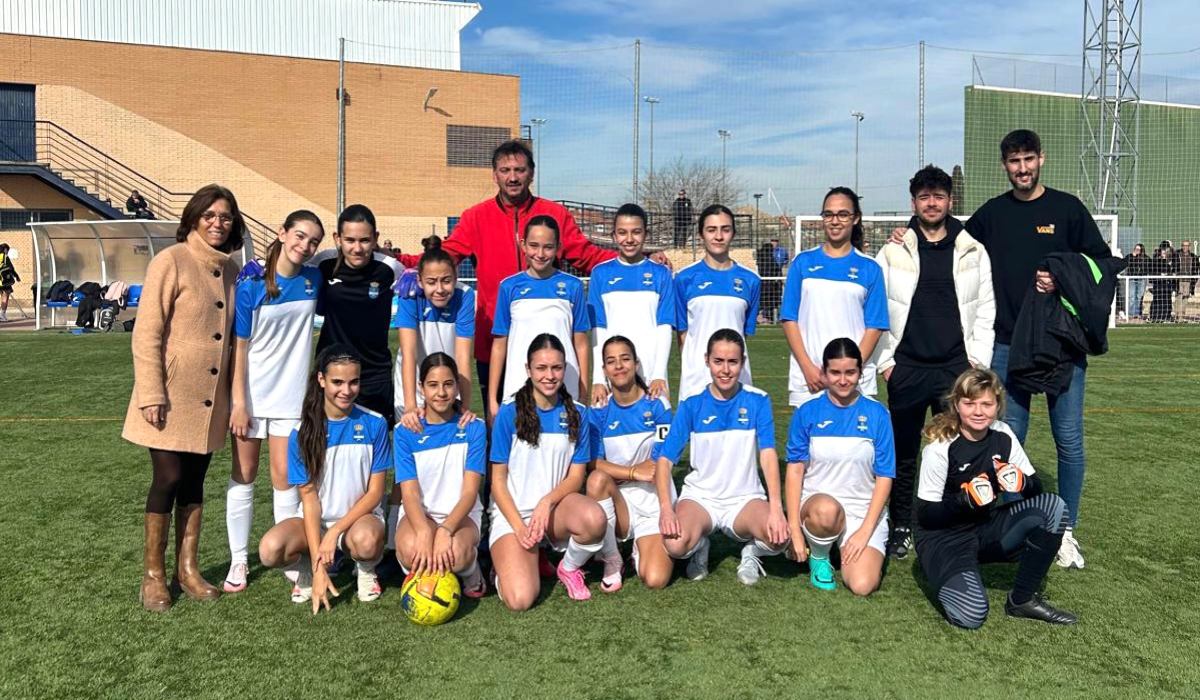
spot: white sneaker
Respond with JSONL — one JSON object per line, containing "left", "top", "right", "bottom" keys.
{"left": 291, "top": 560, "right": 313, "bottom": 603}
{"left": 736, "top": 544, "right": 766, "bottom": 586}
{"left": 685, "top": 537, "right": 710, "bottom": 581}
{"left": 222, "top": 561, "right": 249, "bottom": 593}
{"left": 1056, "top": 528, "right": 1086, "bottom": 569}
{"left": 356, "top": 569, "right": 382, "bottom": 602}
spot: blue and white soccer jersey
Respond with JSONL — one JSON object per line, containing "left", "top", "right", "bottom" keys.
{"left": 286, "top": 405, "right": 392, "bottom": 531}
{"left": 493, "top": 270, "right": 590, "bottom": 403}
{"left": 488, "top": 399, "right": 592, "bottom": 548}
{"left": 786, "top": 392, "right": 896, "bottom": 554}
{"left": 674, "top": 260, "right": 760, "bottom": 402}
{"left": 234, "top": 267, "right": 323, "bottom": 438}
{"left": 658, "top": 385, "right": 774, "bottom": 540}
{"left": 589, "top": 395, "right": 674, "bottom": 541}
{"left": 392, "top": 285, "right": 475, "bottom": 416}
{"left": 393, "top": 416, "right": 486, "bottom": 529}
{"left": 780, "top": 247, "right": 889, "bottom": 406}
{"left": 587, "top": 258, "right": 676, "bottom": 390}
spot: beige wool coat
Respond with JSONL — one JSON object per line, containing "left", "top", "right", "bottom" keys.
{"left": 122, "top": 232, "right": 240, "bottom": 454}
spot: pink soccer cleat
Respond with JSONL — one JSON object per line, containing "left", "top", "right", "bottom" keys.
{"left": 556, "top": 561, "right": 592, "bottom": 601}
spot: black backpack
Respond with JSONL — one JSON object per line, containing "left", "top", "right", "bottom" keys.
{"left": 48, "top": 280, "right": 75, "bottom": 302}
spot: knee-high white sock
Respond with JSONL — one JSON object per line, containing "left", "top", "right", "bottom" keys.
{"left": 802, "top": 523, "right": 841, "bottom": 561}
{"left": 356, "top": 553, "right": 383, "bottom": 576}
{"left": 561, "top": 537, "right": 603, "bottom": 572}
{"left": 459, "top": 559, "right": 482, "bottom": 588}
{"left": 225, "top": 479, "right": 255, "bottom": 565}
{"left": 596, "top": 498, "right": 619, "bottom": 559}
{"left": 749, "top": 538, "right": 784, "bottom": 558}
{"left": 385, "top": 504, "right": 400, "bottom": 550}
{"left": 272, "top": 486, "right": 301, "bottom": 523}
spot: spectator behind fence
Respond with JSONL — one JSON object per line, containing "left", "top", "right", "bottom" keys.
{"left": 1175, "top": 240, "right": 1197, "bottom": 319}
{"left": 672, "top": 189, "right": 693, "bottom": 248}
{"left": 1149, "top": 241, "right": 1177, "bottom": 323}
{"left": 1123, "top": 243, "right": 1150, "bottom": 318}
{"left": 755, "top": 240, "right": 782, "bottom": 323}
{"left": 126, "top": 189, "right": 154, "bottom": 219}
{"left": 0, "top": 242, "right": 20, "bottom": 322}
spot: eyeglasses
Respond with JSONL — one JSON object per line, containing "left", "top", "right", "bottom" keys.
{"left": 201, "top": 211, "right": 235, "bottom": 225}
{"left": 821, "top": 210, "right": 855, "bottom": 222}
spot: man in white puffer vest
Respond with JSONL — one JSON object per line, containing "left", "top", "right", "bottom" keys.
{"left": 874, "top": 165, "right": 995, "bottom": 560}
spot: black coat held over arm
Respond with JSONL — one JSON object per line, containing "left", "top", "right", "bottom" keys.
{"left": 1008, "top": 252, "right": 1126, "bottom": 396}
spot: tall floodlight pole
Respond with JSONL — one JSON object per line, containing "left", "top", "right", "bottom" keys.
{"left": 1080, "top": 0, "right": 1141, "bottom": 235}
{"left": 337, "top": 37, "right": 346, "bottom": 214}
{"left": 851, "top": 111, "right": 865, "bottom": 193}
{"left": 530, "top": 118, "right": 547, "bottom": 196}
{"left": 644, "top": 96, "right": 660, "bottom": 185}
{"left": 717, "top": 129, "right": 731, "bottom": 202}
{"left": 753, "top": 192, "right": 763, "bottom": 243}
{"left": 633, "top": 40, "right": 641, "bottom": 203}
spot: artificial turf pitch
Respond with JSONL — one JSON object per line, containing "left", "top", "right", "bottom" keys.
{"left": 1, "top": 326, "right": 1197, "bottom": 699}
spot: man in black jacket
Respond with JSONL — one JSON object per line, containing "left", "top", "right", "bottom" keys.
{"left": 964, "top": 129, "right": 1111, "bottom": 570}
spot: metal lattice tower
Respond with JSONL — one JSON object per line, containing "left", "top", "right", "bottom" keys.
{"left": 1079, "top": 0, "right": 1142, "bottom": 232}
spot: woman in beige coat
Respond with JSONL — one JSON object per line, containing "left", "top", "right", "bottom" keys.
{"left": 122, "top": 184, "right": 244, "bottom": 611}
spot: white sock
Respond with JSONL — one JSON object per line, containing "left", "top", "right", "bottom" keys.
{"left": 561, "top": 536, "right": 603, "bottom": 572}
{"left": 272, "top": 486, "right": 301, "bottom": 523}
{"left": 802, "top": 523, "right": 841, "bottom": 561}
{"left": 460, "top": 559, "right": 482, "bottom": 588}
{"left": 386, "top": 504, "right": 400, "bottom": 549}
{"left": 225, "top": 479, "right": 255, "bottom": 565}
{"left": 356, "top": 554, "right": 384, "bottom": 576}
{"left": 596, "top": 498, "right": 619, "bottom": 559}
{"left": 749, "top": 538, "right": 784, "bottom": 558}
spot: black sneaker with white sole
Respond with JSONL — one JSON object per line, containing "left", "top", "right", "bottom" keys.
{"left": 886, "top": 526, "right": 913, "bottom": 560}
{"left": 1004, "top": 593, "right": 1077, "bottom": 625}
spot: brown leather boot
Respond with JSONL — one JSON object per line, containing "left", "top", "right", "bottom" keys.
{"left": 140, "top": 512, "right": 172, "bottom": 612}
{"left": 172, "top": 504, "right": 221, "bottom": 601}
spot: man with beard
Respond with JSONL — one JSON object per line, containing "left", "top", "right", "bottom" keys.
{"left": 963, "top": 130, "right": 1109, "bottom": 569}
{"left": 874, "top": 165, "right": 995, "bottom": 559}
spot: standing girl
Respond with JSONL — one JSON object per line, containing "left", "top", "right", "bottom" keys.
{"left": 674, "top": 205, "right": 761, "bottom": 403}
{"left": 657, "top": 329, "right": 789, "bottom": 586}
{"left": 785, "top": 338, "right": 894, "bottom": 595}
{"left": 223, "top": 210, "right": 325, "bottom": 592}
{"left": 781, "top": 187, "right": 888, "bottom": 407}
{"left": 257, "top": 346, "right": 392, "bottom": 610}
{"left": 585, "top": 335, "right": 675, "bottom": 591}
{"left": 489, "top": 334, "right": 604, "bottom": 609}
{"left": 587, "top": 203, "right": 676, "bottom": 406}
{"left": 488, "top": 216, "right": 591, "bottom": 417}
{"left": 122, "top": 185, "right": 244, "bottom": 611}
{"left": 392, "top": 352, "right": 488, "bottom": 598}
{"left": 916, "top": 368, "right": 1076, "bottom": 628}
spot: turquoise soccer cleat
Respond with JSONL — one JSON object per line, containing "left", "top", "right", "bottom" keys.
{"left": 809, "top": 555, "right": 837, "bottom": 591}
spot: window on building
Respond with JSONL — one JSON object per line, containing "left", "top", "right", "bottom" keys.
{"left": 446, "top": 125, "right": 512, "bottom": 168}
{"left": 0, "top": 208, "right": 72, "bottom": 229}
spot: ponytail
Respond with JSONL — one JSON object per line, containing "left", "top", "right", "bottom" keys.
{"left": 265, "top": 209, "right": 324, "bottom": 300}
{"left": 514, "top": 379, "right": 541, "bottom": 446}
{"left": 298, "top": 345, "right": 361, "bottom": 485}
{"left": 417, "top": 235, "right": 456, "bottom": 277}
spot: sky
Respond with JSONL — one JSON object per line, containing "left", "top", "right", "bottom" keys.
{"left": 455, "top": 0, "right": 1200, "bottom": 214}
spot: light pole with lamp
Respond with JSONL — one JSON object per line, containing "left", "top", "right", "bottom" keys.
{"left": 753, "top": 192, "right": 763, "bottom": 244}
{"left": 530, "top": 117, "right": 547, "bottom": 195}
{"left": 717, "top": 128, "right": 731, "bottom": 202}
{"left": 850, "top": 111, "right": 864, "bottom": 193}
{"left": 643, "top": 96, "right": 660, "bottom": 188}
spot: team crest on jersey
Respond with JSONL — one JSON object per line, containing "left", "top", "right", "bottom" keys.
{"left": 642, "top": 410, "right": 655, "bottom": 427}
{"left": 733, "top": 277, "right": 745, "bottom": 294}
{"left": 354, "top": 424, "right": 366, "bottom": 441}
{"left": 304, "top": 279, "right": 315, "bottom": 296}
{"left": 737, "top": 407, "right": 749, "bottom": 424}
{"left": 556, "top": 281, "right": 567, "bottom": 297}
{"left": 558, "top": 411, "right": 570, "bottom": 429}
{"left": 455, "top": 429, "right": 467, "bottom": 439}
{"left": 642, "top": 272, "right": 654, "bottom": 286}
{"left": 856, "top": 415, "right": 868, "bottom": 432}
{"left": 848, "top": 267, "right": 859, "bottom": 280}
{"left": 368, "top": 281, "right": 381, "bottom": 299}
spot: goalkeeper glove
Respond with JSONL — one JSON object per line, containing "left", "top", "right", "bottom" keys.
{"left": 993, "top": 458, "right": 1026, "bottom": 494}
{"left": 236, "top": 258, "right": 266, "bottom": 284}
{"left": 959, "top": 474, "right": 996, "bottom": 509}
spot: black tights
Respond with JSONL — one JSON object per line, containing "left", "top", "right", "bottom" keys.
{"left": 145, "top": 449, "right": 213, "bottom": 514}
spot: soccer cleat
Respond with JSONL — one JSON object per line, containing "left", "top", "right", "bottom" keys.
{"left": 685, "top": 537, "right": 710, "bottom": 582}
{"left": 537, "top": 548, "right": 556, "bottom": 579}
{"left": 1004, "top": 592, "right": 1077, "bottom": 625}
{"left": 222, "top": 562, "right": 249, "bottom": 593}
{"left": 291, "top": 563, "right": 313, "bottom": 604}
{"left": 462, "top": 567, "right": 487, "bottom": 599}
{"left": 736, "top": 544, "right": 766, "bottom": 586}
{"left": 356, "top": 570, "right": 382, "bottom": 602}
{"left": 887, "top": 527, "right": 913, "bottom": 560}
{"left": 556, "top": 561, "right": 592, "bottom": 601}
{"left": 599, "top": 553, "right": 624, "bottom": 593}
{"left": 808, "top": 555, "right": 837, "bottom": 591}
{"left": 1055, "top": 528, "right": 1086, "bottom": 569}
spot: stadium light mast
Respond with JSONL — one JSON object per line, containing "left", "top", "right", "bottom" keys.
{"left": 644, "top": 96, "right": 660, "bottom": 184}
{"left": 717, "top": 129, "right": 731, "bottom": 202}
{"left": 851, "top": 111, "right": 865, "bottom": 193}
{"left": 530, "top": 117, "right": 548, "bottom": 196}
{"left": 1079, "top": 0, "right": 1141, "bottom": 237}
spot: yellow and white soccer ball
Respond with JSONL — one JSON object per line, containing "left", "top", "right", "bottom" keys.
{"left": 399, "top": 571, "right": 461, "bottom": 626}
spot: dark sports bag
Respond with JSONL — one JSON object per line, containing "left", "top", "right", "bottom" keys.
{"left": 48, "top": 280, "right": 75, "bottom": 302}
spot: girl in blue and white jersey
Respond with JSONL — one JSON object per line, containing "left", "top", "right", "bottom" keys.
{"left": 224, "top": 210, "right": 325, "bottom": 593}
{"left": 785, "top": 338, "right": 894, "bottom": 596}
{"left": 584, "top": 335, "right": 675, "bottom": 592}
{"left": 656, "top": 329, "right": 788, "bottom": 586}
{"left": 257, "top": 345, "right": 392, "bottom": 612}
{"left": 488, "top": 216, "right": 591, "bottom": 418}
{"left": 674, "top": 205, "right": 761, "bottom": 403}
{"left": 780, "top": 187, "right": 888, "bottom": 407}
{"left": 392, "top": 352, "right": 488, "bottom": 598}
{"left": 587, "top": 203, "right": 676, "bottom": 406}
{"left": 489, "top": 334, "right": 605, "bottom": 609}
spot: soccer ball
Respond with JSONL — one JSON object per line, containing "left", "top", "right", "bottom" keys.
{"left": 399, "top": 571, "right": 461, "bottom": 626}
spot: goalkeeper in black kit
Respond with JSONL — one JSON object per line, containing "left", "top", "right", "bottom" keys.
{"left": 915, "top": 368, "right": 1077, "bottom": 629}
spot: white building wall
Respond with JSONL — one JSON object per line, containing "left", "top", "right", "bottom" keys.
{"left": 0, "top": 0, "right": 480, "bottom": 70}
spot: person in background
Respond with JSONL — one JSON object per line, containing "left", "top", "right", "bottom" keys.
{"left": 122, "top": 184, "right": 244, "bottom": 611}
{"left": 126, "top": 189, "right": 153, "bottom": 219}
{"left": 673, "top": 189, "right": 694, "bottom": 248}
{"left": 1149, "top": 241, "right": 1177, "bottom": 323}
{"left": 755, "top": 240, "right": 782, "bottom": 324}
{"left": 1122, "top": 243, "right": 1150, "bottom": 319}
{"left": 1174, "top": 240, "right": 1197, "bottom": 320}
{"left": 0, "top": 242, "right": 20, "bottom": 322}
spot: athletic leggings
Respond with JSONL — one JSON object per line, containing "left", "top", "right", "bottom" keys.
{"left": 145, "top": 449, "right": 213, "bottom": 514}
{"left": 937, "top": 492, "right": 1069, "bottom": 629}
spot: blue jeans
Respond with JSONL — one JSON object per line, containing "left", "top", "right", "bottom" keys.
{"left": 1128, "top": 278, "right": 1146, "bottom": 317}
{"left": 990, "top": 343, "right": 1087, "bottom": 527}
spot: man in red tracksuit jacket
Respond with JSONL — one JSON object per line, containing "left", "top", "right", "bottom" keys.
{"left": 399, "top": 139, "right": 628, "bottom": 413}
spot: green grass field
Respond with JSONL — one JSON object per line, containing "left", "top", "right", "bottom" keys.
{"left": 2, "top": 326, "right": 1198, "bottom": 699}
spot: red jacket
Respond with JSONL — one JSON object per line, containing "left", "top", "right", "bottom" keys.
{"left": 399, "top": 195, "right": 616, "bottom": 361}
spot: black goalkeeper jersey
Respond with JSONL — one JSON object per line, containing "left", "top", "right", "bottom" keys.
{"left": 315, "top": 257, "right": 396, "bottom": 385}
